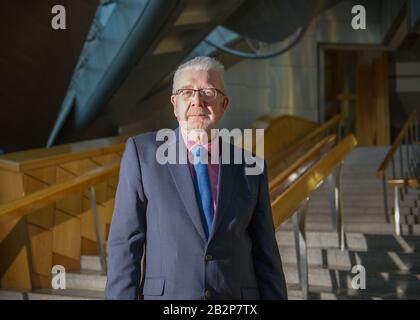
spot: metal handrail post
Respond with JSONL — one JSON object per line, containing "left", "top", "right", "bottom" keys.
{"left": 328, "top": 162, "right": 345, "bottom": 250}
{"left": 382, "top": 173, "right": 390, "bottom": 223}
{"left": 88, "top": 186, "right": 107, "bottom": 274}
{"left": 293, "top": 200, "right": 309, "bottom": 300}
{"left": 404, "top": 135, "right": 409, "bottom": 195}
{"left": 399, "top": 146, "right": 405, "bottom": 201}
{"left": 394, "top": 186, "right": 401, "bottom": 236}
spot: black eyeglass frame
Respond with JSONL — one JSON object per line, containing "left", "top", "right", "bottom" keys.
{"left": 173, "top": 88, "right": 226, "bottom": 99}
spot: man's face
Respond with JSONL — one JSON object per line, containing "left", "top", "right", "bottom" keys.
{"left": 171, "top": 69, "right": 229, "bottom": 135}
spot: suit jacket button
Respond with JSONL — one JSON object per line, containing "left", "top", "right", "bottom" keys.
{"left": 205, "top": 254, "right": 213, "bottom": 261}
{"left": 205, "top": 290, "right": 212, "bottom": 298}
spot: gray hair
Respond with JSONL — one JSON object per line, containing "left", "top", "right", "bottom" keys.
{"left": 172, "top": 56, "right": 226, "bottom": 93}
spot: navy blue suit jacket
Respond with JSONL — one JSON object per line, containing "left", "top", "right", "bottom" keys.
{"left": 105, "top": 128, "right": 287, "bottom": 300}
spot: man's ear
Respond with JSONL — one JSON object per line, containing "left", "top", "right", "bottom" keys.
{"left": 170, "top": 95, "right": 176, "bottom": 107}
{"left": 170, "top": 95, "right": 177, "bottom": 116}
{"left": 222, "top": 96, "right": 229, "bottom": 111}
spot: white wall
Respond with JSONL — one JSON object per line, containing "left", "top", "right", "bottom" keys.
{"left": 220, "top": 0, "right": 404, "bottom": 130}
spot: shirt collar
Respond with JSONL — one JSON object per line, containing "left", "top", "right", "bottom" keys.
{"left": 180, "top": 127, "right": 219, "bottom": 164}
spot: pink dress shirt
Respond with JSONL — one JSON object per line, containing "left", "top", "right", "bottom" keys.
{"left": 181, "top": 131, "right": 220, "bottom": 214}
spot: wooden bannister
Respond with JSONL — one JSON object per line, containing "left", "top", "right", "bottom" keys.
{"left": 271, "top": 134, "right": 357, "bottom": 228}
{"left": 0, "top": 163, "right": 120, "bottom": 225}
{"left": 376, "top": 111, "right": 417, "bottom": 179}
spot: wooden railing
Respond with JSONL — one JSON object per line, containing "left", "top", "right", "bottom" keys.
{"left": 376, "top": 111, "right": 418, "bottom": 179}
{"left": 0, "top": 163, "right": 120, "bottom": 225}
{"left": 269, "top": 135, "right": 336, "bottom": 194}
{"left": 0, "top": 162, "right": 120, "bottom": 291}
{"left": 250, "top": 114, "right": 342, "bottom": 159}
{"left": 267, "top": 114, "right": 342, "bottom": 175}
{"left": 0, "top": 135, "right": 126, "bottom": 291}
{"left": 269, "top": 134, "right": 358, "bottom": 299}
{"left": 376, "top": 110, "right": 419, "bottom": 235}
{"left": 271, "top": 134, "right": 357, "bottom": 227}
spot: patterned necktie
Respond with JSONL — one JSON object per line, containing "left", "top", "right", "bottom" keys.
{"left": 191, "top": 145, "right": 214, "bottom": 239}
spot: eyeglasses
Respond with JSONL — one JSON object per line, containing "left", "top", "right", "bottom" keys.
{"left": 174, "top": 88, "right": 225, "bottom": 102}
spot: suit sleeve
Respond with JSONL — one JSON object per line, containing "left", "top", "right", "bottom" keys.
{"left": 248, "top": 161, "right": 288, "bottom": 300}
{"left": 105, "top": 137, "right": 147, "bottom": 300}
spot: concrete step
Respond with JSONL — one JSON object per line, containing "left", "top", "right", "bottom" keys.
{"left": 276, "top": 231, "right": 420, "bottom": 252}
{"left": 279, "top": 221, "right": 420, "bottom": 234}
{"left": 287, "top": 284, "right": 420, "bottom": 300}
{"left": 66, "top": 270, "right": 106, "bottom": 292}
{"left": 0, "top": 288, "right": 104, "bottom": 300}
{"left": 309, "top": 190, "right": 419, "bottom": 199}
{"left": 302, "top": 214, "right": 419, "bottom": 225}
{"left": 279, "top": 247, "right": 420, "bottom": 272}
{"left": 81, "top": 255, "right": 102, "bottom": 272}
{"left": 307, "top": 201, "right": 418, "bottom": 210}
{"left": 283, "top": 264, "right": 420, "bottom": 294}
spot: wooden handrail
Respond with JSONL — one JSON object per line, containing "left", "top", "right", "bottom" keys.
{"left": 271, "top": 134, "right": 357, "bottom": 228}
{"left": 267, "top": 114, "right": 341, "bottom": 167}
{"left": 297, "top": 114, "right": 341, "bottom": 146}
{"left": 376, "top": 111, "right": 417, "bottom": 179}
{"left": 0, "top": 135, "right": 128, "bottom": 172}
{"left": 0, "top": 162, "right": 120, "bottom": 225}
{"left": 388, "top": 178, "right": 420, "bottom": 188}
{"left": 269, "top": 134, "right": 336, "bottom": 192}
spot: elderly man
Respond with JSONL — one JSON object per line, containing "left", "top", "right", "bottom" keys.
{"left": 105, "top": 56, "right": 287, "bottom": 300}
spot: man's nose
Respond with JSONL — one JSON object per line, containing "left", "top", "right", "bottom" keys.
{"left": 190, "top": 91, "right": 205, "bottom": 107}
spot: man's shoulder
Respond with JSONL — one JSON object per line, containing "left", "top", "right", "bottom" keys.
{"left": 131, "top": 131, "right": 158, "bottom": 143}
{"left": 128, "top": 131, "right": 159, "bottom": 151}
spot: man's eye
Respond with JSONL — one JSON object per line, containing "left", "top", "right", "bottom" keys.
{"left": 202, "top": 89, "right": 215, "bottom": 96}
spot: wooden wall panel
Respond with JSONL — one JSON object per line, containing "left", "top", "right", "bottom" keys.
{"left": 23, "top": 175, "right": 54, "bottom": 229}
{"left": 264, "top": 116, "right": 318, "bottom": 158}
{"left": 56, "top": 166, "right": 82, "bottom": 217}
{"left": 356, "top": 53, "right": 391, "bottom": 146}
{"left": 373, "top": 53, "right": 390, "bottom": 146}
{"left": 27, "top": 224, "right": 52, "bottom": 280}
{"left": 91, "top": 153, "right": 121, "bottom": 165}
{"left": 0, "top": 170, "right": 24, "bottom": 204}
{"left": 25, "top": 167, "right": 56, "bottom": 185}
{"left": 52, "top": 210, "right": 81, "bottom": 261}
{"left": 83, "top": 181, "right": 108, "bottom": 204}
{"left": 109, "top": 176, "right": 119, "bottom": 189}
{"left": 80, "top": 196, "right": 109, "bottom": 256}
{"left": 53, "top": 253, "right": 80, "bottom": 271}
{"left": 0, "top": 217, "right": 32, "bottom": 290}
{"left": 60, "top": 159, "right": 98, "bottom": 176}
{"left": 356, "top": 64, "right": 376, "bottom": 146}
{"left": 103, "top": 199, "right": 115, "bottom": 226}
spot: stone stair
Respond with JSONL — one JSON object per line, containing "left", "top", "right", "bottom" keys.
{"left": 278, "top": 147, "right": 420, "bottom": 300}
{"left": 0, "top": 256, "right": 107, "bottom": 300}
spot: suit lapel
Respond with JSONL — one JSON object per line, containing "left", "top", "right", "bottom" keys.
{"left": 209, "top": 142, "right": 239, "bottom": 242}
{"left": 166, "top": 128, "right": 207, "bottom": 242}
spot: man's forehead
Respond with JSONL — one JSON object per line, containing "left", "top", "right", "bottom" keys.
{"left": 177, "top": 69, "right": 221, "bottom": 87}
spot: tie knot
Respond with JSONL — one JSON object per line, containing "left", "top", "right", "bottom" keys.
{"left": 191, "top": 145, "right": 208, "bottom": 164}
